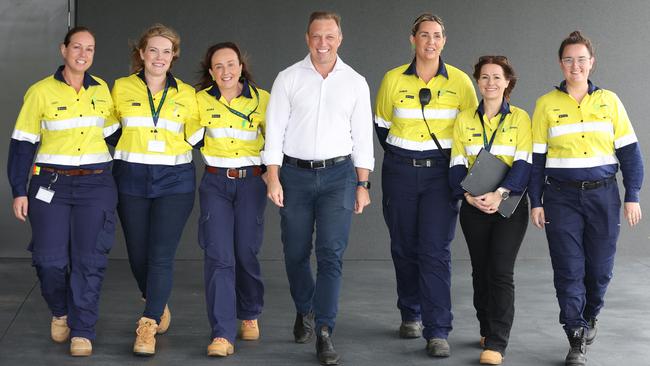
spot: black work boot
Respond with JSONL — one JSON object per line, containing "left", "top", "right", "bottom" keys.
{"left": 565, "top": 328, "right": 587, "bottom": 366}
{"left": 315, "top": 326, "right": 340, "bottom": 365}
{"left": 585, "top": 318, "right": 597, "bottom": 345}
{"left": 293, "top": 311, "right": 315, "bottom": 343}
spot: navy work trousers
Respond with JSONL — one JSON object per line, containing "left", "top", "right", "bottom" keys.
{"left": 460, "top": 199, "right": 528, "bottom": 354}
{"left": 198, "top": 167, "right": 266, "bottom": 342}
{"left": 381, "top": 153, "right": 459, "bottom": 340}
{"left": 543, "top": 178, "right": 620, "bottom": 333}
{"left": 280, "top": 158, "right": 356, "bottom": 333}
{"left": 117, "top": 192, "right": 194, "bottom": 323}
{"left": 28, "top": 170, "right": 117, "bottom": 340}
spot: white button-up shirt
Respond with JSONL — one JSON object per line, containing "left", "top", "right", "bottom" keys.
{"left": 262, "top": 55, "right": 374, "bottom": 170}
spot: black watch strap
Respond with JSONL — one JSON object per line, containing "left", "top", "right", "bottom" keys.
{"left": 357, "top": 181, "right": 371, "bottom": 190}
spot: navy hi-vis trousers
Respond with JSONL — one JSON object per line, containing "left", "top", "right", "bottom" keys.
{"left": 543, "top": 178, "right": 620, "bottom": 333}
{"left": 381, "top": 153, "right": 459, "bottom": 340}
{"left": 27, "top": 170, "right": 117, "bottom": 340}
{"left": 198, "top": 167, "right": 266, "bottom": 342}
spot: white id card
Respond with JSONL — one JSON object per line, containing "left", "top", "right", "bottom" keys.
{"left": 35, "top": 187, "right": 55, "bottom": 203}
{"left": 148, "top": 140, "right": 166, "bottom": 152}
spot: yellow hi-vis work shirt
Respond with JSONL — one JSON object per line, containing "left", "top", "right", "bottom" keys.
{"left": 531, "top": 87, "right": 637, "bottom": 170}
{"left": 196, "top": 81, "right": 269, "bottom": 167}
{"left": 451, "top": 101, "right": 532, "bottom": 169}
{"left": 12, "top": 68, "right": 119, "bottom": 165}
{"left": 375, "top": 59, "right": 478, "bottom": 156}
{"left": 112, "top": 72, "right": 202, "bottom": 165}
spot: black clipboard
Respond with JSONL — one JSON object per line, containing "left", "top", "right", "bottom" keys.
{"left": 460, "top": 148, "right": 525, "bottom": 218}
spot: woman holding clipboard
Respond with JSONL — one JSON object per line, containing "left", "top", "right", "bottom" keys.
{"left": 449, "top": 55, "right": 532, "bottom": 365}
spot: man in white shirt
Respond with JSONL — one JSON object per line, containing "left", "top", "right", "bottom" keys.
{"left": 262, "top": 11, "right": 374, "bottom": 366}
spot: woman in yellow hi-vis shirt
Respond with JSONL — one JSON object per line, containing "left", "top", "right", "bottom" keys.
{"left": 110, "top": 24, "right": 202, "bottom": 356}
{"left": 529, "top": 31, "right": 643, "bottom": 366}
{"left": 449, "top": 56, "right": 531, "bottom": 365}
{"left": 194, "top": 42, "right": 269, "bottom": 357}
{"left": 374, "top": 13, "right": 477, "bottom": 358}
{"left": 7, "top": 27, "right": 120, "bottom": 357}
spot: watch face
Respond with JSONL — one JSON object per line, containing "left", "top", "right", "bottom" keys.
{"left": 501, "top": 191, "right": 509, "bottom": 199}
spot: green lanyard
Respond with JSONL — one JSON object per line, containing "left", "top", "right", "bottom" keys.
{"left": 478, "top": 112, "right": 507, "bottom": 152}
{"left": 215, "top": 84, "right": 260, "bottom": 128}
{"left": 147, "top": 80, "right": 170, "bottom": 127}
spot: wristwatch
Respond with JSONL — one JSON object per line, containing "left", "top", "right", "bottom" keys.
{"left": 497, "top": 187, "right": 510, "bottom": 200}
{"left": 357, "top": 181, "right": 371, "bottom": 190}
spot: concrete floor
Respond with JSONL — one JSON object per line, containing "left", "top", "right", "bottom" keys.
{"left": 1, "top": 257, "right": 649, "bottom": 365}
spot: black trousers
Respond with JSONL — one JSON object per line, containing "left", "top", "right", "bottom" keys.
{"left": 459, "top": 198, "right": 528, "bottom": 354}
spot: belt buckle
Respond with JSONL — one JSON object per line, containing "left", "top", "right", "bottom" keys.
{"left": 412, "top": 159, "right": 431, "bottom": 168}
{"left": 226, "top": 168, "right": 246, "bottom": 179}
{"left": 580, "top": 181, "right": 588, "bottom": 190}
{"left": 310, "top": 160, "right": 326, "bottom": 169}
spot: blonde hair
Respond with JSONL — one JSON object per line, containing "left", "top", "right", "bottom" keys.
{"left": 130, "top": 23, "right": 180, "bottom": 73}
{"left": 411, "top": 13, "right": 445, "bottom": 36}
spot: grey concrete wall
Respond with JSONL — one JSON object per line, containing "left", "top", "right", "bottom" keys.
{"left": 2, "top": 0, "right": 649, "bottom": 260}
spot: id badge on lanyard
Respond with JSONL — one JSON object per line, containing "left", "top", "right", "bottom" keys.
{"left": 35, "top": 173, "right": 58, "bottom": 203}
{"left": 147, "top": 82, "right": 170, "bottom": 153}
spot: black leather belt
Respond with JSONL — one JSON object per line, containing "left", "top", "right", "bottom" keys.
{"left": 283, "top": 155, "right": 350, "bottom": 169}
{"left": 386, "top": 152, "right": 448, "bottom": 168}
{"left": 549, "top": 176, "right": 615, "bottom": 190}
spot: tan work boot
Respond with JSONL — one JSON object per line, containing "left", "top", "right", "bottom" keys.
{"left": 239, "top": 319, "right": 260, "bottom": 340}
{"left": 480, "top": 349, "right": 503, "bottom": 365}
{"left": 157, "top": 304, "right": 171, "bottom": 334}
{"left": 133, "top": 317, "right": 158, "bottom": 356}
{"left": 207, "top": 337, "right": 234, "bottom": 357}
{"left": 51, "top": 315, "right": 70, "bottom": 343}
{"left": 70, "top": 337, "right": 92, "bottom": 356}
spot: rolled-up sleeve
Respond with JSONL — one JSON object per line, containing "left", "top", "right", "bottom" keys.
{"left": 350, "top": 78, "right": 374, "bottom": 170}
{"left": 261, "top": 71, "right": 290, "bottom": 166}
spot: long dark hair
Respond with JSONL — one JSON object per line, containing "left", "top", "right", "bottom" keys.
{"left": 197, "top": 42, "right": 253, "bottom": 90}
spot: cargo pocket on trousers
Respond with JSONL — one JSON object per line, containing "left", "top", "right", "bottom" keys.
{"left": 95, "top": 210, "right": 116, "bottom": 254}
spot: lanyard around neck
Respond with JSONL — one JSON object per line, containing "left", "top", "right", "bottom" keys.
{"left": 215, "top": 84, "right": 260, "bottom": 127}
{"left": 147, "top": 80, "right": 170, "bottom": 127}
{"left": 477, "top": 112, "right": 508, "bottom": 152}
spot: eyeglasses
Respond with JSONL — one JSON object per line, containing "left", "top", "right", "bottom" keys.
{"left": 561, "top": 57, "right": 591, "bottom": 66}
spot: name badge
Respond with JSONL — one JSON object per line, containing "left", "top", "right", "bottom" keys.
{"left": 35, "top": 187, "right": 55, "bottom": 203}
{"left": 148, "top": 140, "right": 166, "bottom": 153}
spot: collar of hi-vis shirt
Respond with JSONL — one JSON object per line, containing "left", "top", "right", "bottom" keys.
{"left": 136, "top": 69, "right": 179, "bottom": 90}
{"left": 402, "top": 57, "right": 449, "bottom": 79}
{"left": 555, "top": 79, "right": 599, "bottom": 94}
{"left": 53, "top": 65, "right": 100, "bottom": 89}
{"left": 475, "top": 98, "right": 511, "bottom": 119}
{"left": 298, "top": 54, "right": 348, "bottom": 75}
{"left": 206, "top": 78, "right": 252, "bottom": 100}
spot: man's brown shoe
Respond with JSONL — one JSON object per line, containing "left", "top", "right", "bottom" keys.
{"left": 207, "top": 337, "right": 234, "bottom": 357}
{"left": 70, "top": 337, "right": 92, "bottom": 357}
{"left": 51, "top": 315, "right": 70, "bottom": 343}
{"left": 133, "top": 317, "right": 158, "bottom": 356}
{"left": 239, "top": 319, "right": 260, "bottom": 340}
